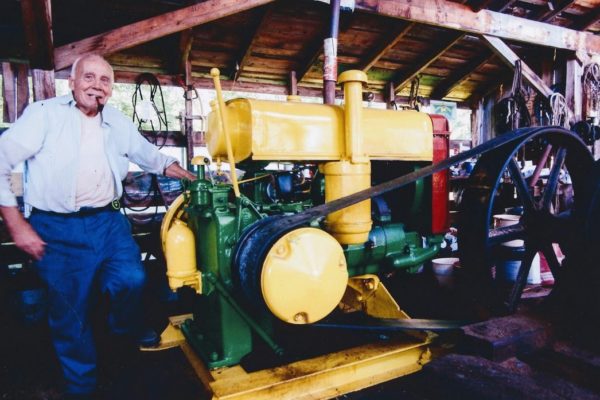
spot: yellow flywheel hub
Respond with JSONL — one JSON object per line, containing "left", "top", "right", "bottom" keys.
{"left": 261, "top": 227, "right": 348, "bottom": 324}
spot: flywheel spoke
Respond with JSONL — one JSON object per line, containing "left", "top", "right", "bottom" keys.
{"left": 540, "top": 243, "right": 562, "bottom": 280}
{"left": 505, "top": 246, "right": 537, "bottom": 314}
{"left": 541, "top": 147, "right": 567, "bottom": 211}
{"left": 508, "top": 158, "right": 536, "bottom": 212}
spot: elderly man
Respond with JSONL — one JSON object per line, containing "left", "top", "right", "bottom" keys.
{"left": 0, "top": 54, "right": 195, "bottom": 399}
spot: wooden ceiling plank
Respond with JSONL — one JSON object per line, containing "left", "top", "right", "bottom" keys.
{"left": 20, "top": 0, "right": 54, "bottom": 70}
{"left": 431, "top": 51, "right": 495, "bottom": 99}
{"left": 354, "top": 0, "right": 600, "bottom": 55}
{"left": 358, "top": 21, "right": 415, "bottom": 72}
{"left": 54, "top": 0, "right": 276, "bottom": 71}
{"left": 233, "top": 5, "right": 274, "bottom": 82}
{"left": 392, "top": 32, "right": 464, "bottom": 94}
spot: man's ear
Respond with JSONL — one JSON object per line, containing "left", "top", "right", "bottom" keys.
{"left": 68, "top": 76, "right": 75, "bottom": 91}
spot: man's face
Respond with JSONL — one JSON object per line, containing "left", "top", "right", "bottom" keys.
{"left": 68, "top": 57, "right": 113, "bottom": 116}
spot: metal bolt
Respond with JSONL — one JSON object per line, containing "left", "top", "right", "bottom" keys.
{"left": 364, "top": 279, "right": 375, "bottom": 291}
{"left": 293, "top": 312, "right": 308, "bottom": 323}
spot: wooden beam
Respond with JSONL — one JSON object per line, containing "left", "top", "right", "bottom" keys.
{"left": 354, "top": 0, "right": 600, "bottom": 55}
{"left": 20, "top": 0, "right": 54, "bottom": 70}
{"left": 482, "top": 35, "right": 554, "bottom": 97}
{"left": 2, "top": 63, "right": 29, "bottom": 123}
{"left": 358, "top": 22, "right": 415, "bottom": 72}
{"left": 431, "top": 51, "right": 495, "bottom": 99}
{"left": 233, "top": 5, "right": 273, "bottom": 82}
{"left": 54, "top": 0, "right": 276, "bottom": 71}
{"left": 32, "top": 69, "right": 56, "bottom": 101}
{"left": 393, "top": 32, "right": 464, "bottom": 94}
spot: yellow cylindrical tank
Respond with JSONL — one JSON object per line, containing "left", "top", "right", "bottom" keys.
{"left": 323, "top": 161, "right": 372, "bottom": 244}
{"left": 206, "top": 100, "right": 433, "bottom": 162}
{"left": 165, "top": 219, "right": 201, "bottom": 294}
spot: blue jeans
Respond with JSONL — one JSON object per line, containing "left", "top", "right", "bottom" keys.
{"left": 30, "top": 209, "right": 145, "bottom": 395}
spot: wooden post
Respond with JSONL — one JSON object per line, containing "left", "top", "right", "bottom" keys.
{"left": 184, "top": 59, "right": 194, "bottom": 167}
{"left": 384, "top": 81, "right": 395, "bottom": 109}
{"left": 32, "top": 69, "right": 56, "bottom": 101}
{"left": 288, "top": 71, "right": 298, "bottom": 96}
{"left": 565, "top": 56, "right": 583, "bottom": 123}
{"left": 2, "top": 63, "right": 29, "bottom": 123}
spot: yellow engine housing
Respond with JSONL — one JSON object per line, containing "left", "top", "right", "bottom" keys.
{"left": 206, "top": 100, "right": 434, "bottom": 163}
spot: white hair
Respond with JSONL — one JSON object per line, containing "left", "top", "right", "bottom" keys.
{"left": 69, "top": 54, "right": 114, "bottom": 81}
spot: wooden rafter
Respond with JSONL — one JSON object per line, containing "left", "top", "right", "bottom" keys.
{"left": 432, "top": 51, "right": 495, "bottom": 99}
{"left": 570, "top": 7, "right": 600, "bottom": 31}
{"left": 53, "top": 0, "right": 276, "bottom": 71}
{"left": 297, "top": 41, "right": 324, "bottom": 83}
{"left": 358, "top": 22, "right": 415, "bottom": 72}
{"left": 534, "top": 0, "right": 575, "bottom": 23}
{"left": 354, "top": 0, "right": 600, "bottom": 55}
{"left": 392, "top": 32, "right": 464, "bottom": 94}
{"left": 233, "top": 5, "right": 274, "bottom": 82}
{"left": 496, "top": 0, "right": 518, "bottom": 13}
{"left": 482, "top": 35, "right": 556, "bottom": 99}
{"left": 20, "top": 0, "right": 54, "bottom": 70}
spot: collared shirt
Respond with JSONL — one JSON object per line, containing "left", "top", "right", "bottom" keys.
{"left": 0, "top": 94, "right": 177, "bottom": 213}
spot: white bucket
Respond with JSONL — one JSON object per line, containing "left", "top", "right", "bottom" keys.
{"left": 497, "top": 253, "right": 541, "bottom": 284}
{"left": 493, "top": 214, "right": 523, "bottom": 247}
{"left": 432, "top": 257, "right": 459, "bottom": 288}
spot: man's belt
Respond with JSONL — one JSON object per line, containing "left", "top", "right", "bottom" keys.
{"left": 32, "top": 199, "right": 121, "bottom": 217}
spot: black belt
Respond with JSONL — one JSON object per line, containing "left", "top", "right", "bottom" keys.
{"left": 32, "top": 199, "right": 121, "bottom": 217}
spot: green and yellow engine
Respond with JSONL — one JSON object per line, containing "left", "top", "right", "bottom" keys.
{"left": 161, "top": 70, "right": 450, "bottom": 368}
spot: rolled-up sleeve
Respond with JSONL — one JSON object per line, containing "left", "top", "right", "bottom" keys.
{"left": 0, "top": 104, "right": 45, "bottom": 207}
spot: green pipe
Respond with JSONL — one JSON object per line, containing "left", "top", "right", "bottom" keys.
{"left": 391, "top": 243, "right": 441, "bottom": 269}
{"left": 205, "top": 273, "right": 284, "bottom": 356}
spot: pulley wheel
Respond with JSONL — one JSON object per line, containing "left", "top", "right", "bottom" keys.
{"left": 458, "top": 127, "right": 594, "bottom": 314}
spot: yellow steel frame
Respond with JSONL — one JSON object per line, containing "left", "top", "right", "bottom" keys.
{"left": 155, "top": 315, "right": 433, "bottom": 400}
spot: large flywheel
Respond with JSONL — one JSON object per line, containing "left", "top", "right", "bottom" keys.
{"left": 458, "top": 127, "right": 594, "bottom": 314}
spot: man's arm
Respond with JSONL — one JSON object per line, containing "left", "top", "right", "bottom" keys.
{"left": 164, "top": 162, "right": 196, "bottom": 180}
{"left": 0, "top": 206, "right": 46, "bottom": 260}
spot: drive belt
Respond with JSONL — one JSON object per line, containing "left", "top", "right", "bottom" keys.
{"left": 233, "top": 127, "right": 548, "bottom": 332}
{"left": 314, "top": 316, "right": 471, "bottom": 332}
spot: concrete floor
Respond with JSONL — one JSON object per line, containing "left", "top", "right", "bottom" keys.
{"left": 2, "top": 264, "right": 600, "bottom": 400}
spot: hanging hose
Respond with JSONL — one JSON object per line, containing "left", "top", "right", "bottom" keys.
{"left": 549, "top": 92, "right": 569, "bottom": 128}
{"left": 583, "top": 62, "right": 600, "bottom": 120}
{"left": 132, "top": 73, "right": 169, "bottom": 149}
{"left": 125, "top": 73, "right": 171, "bottom": 217}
